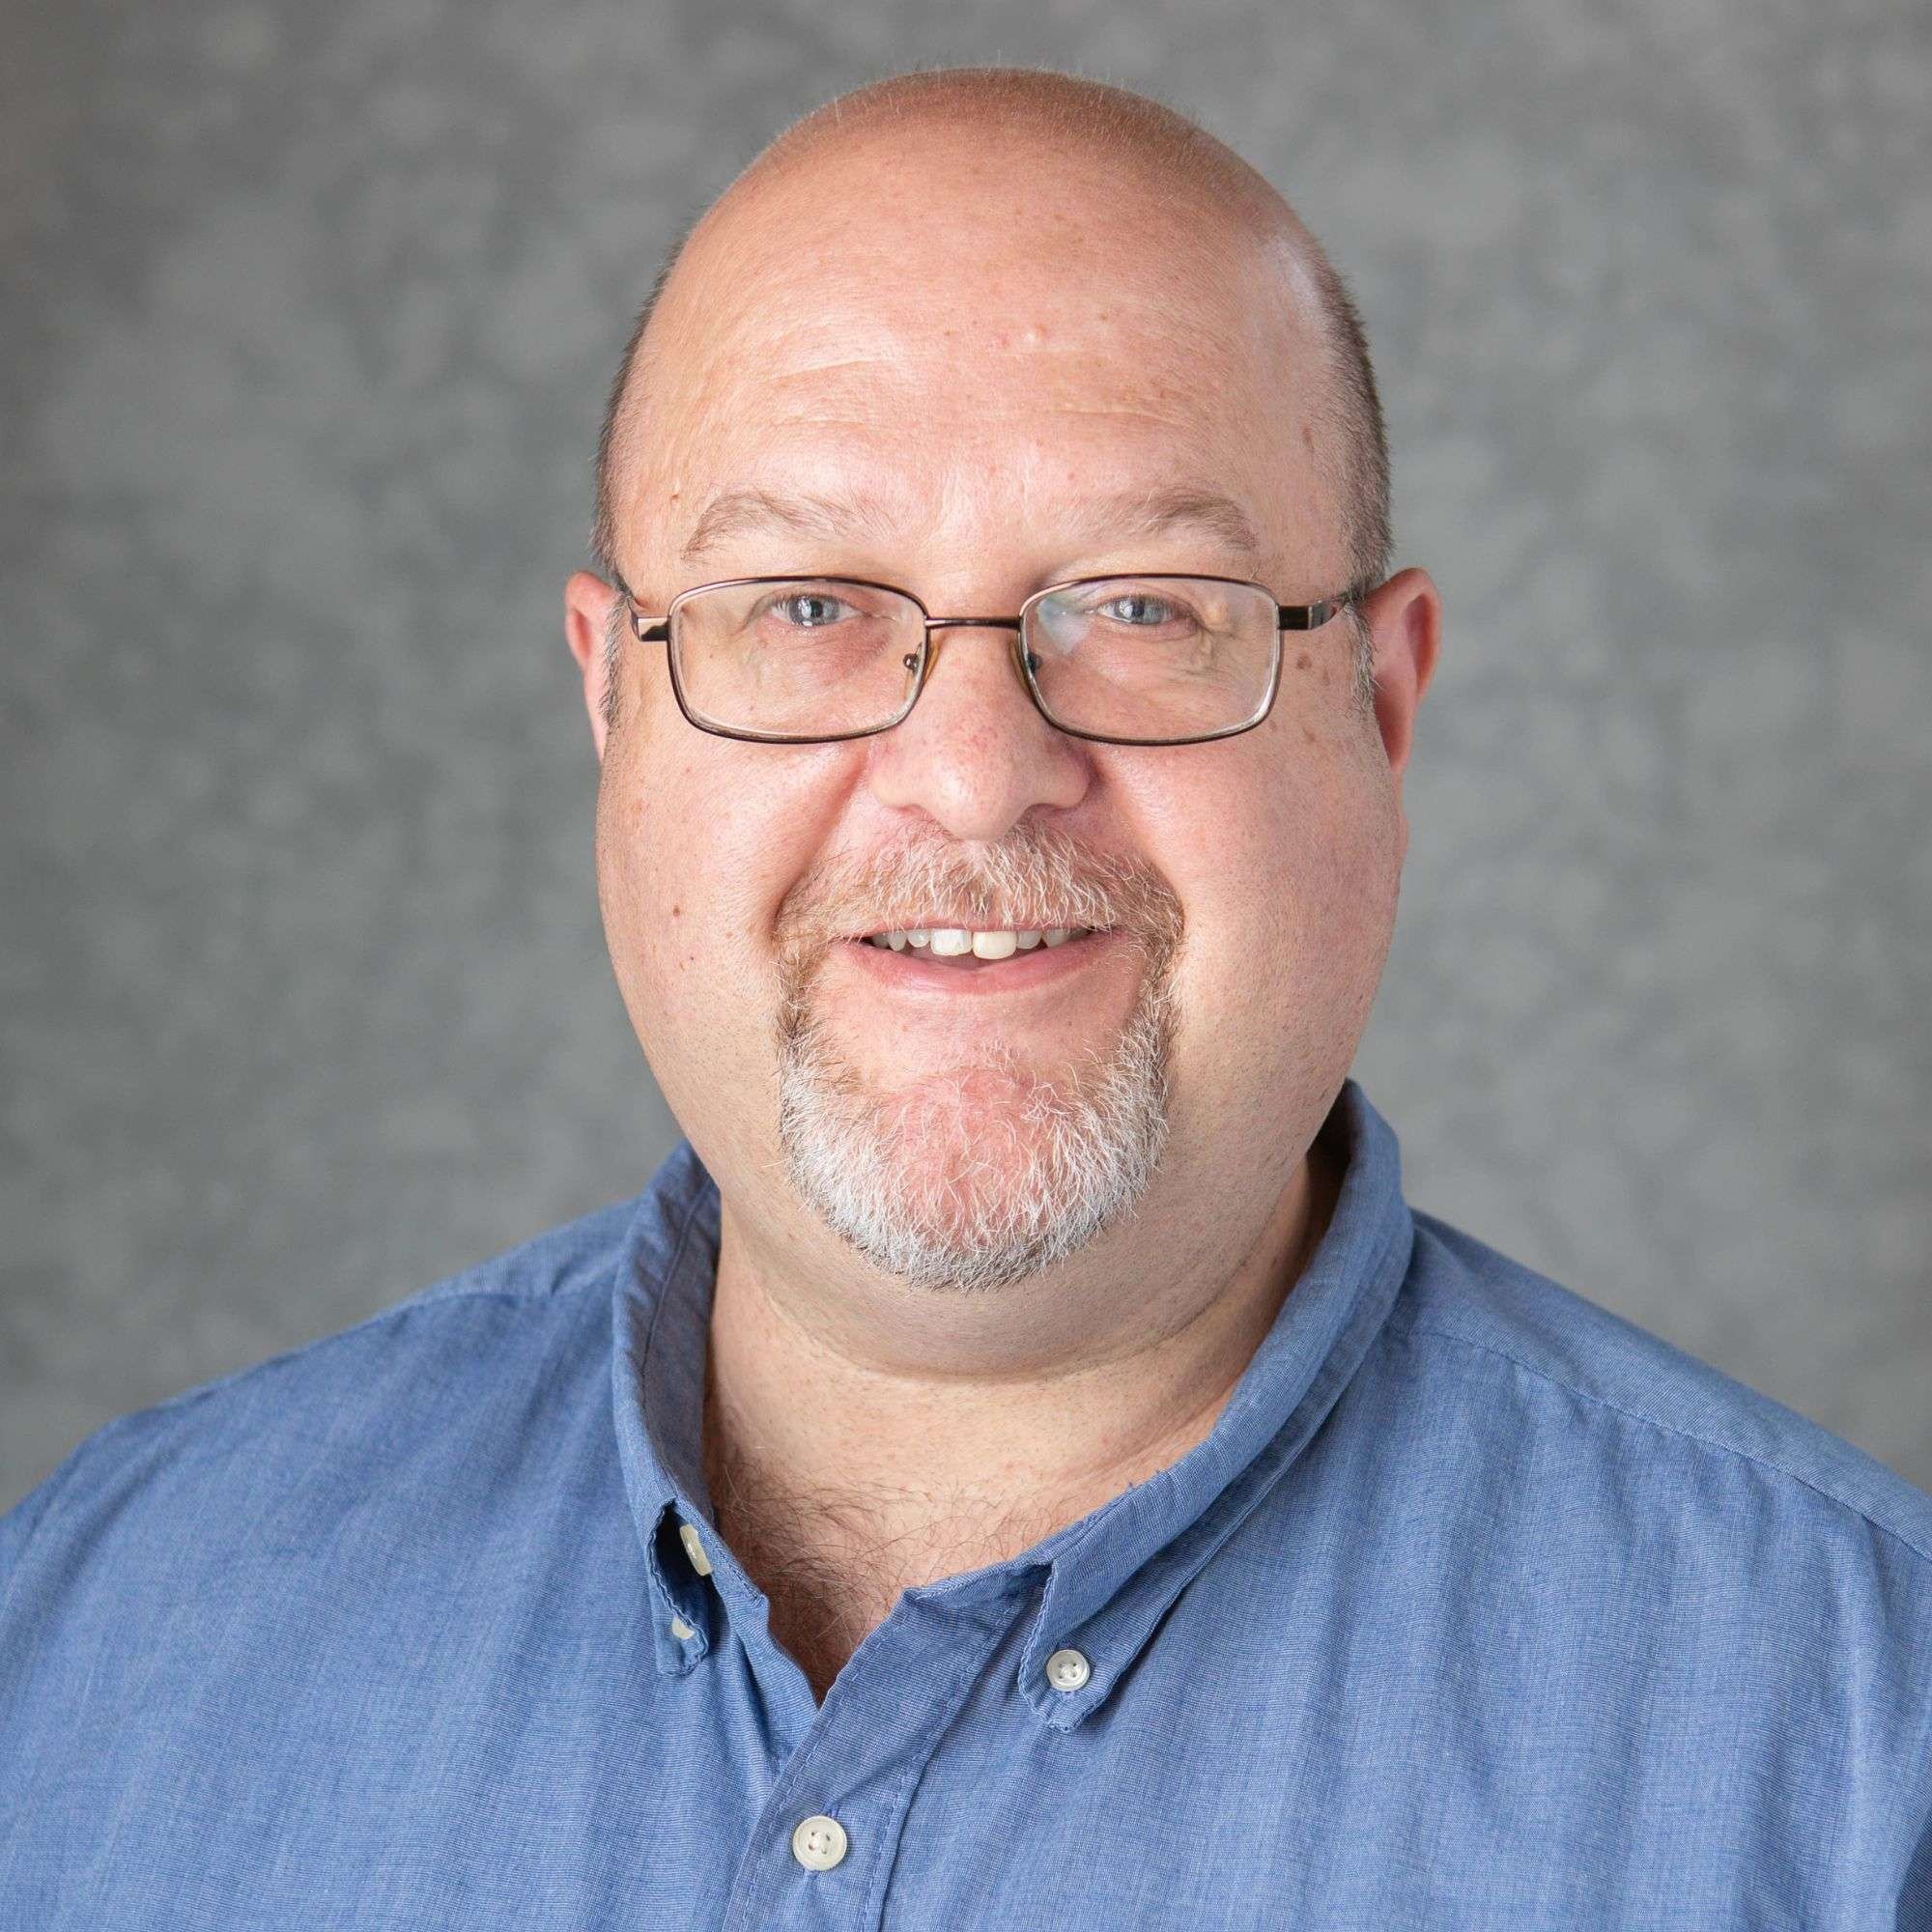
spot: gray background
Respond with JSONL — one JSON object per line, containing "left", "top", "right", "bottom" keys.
{"left": 4, "top": 0, "right": 1928, "bottom": 1513}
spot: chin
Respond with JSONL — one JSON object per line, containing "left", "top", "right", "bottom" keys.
{"left": 774, "top": 1001, "right": 1178, "bottom": 1294}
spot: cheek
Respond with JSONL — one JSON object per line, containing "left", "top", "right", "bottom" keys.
{"left": 593, "top": 725, "right": 852, "bottom": 1122}
{"left": 1163, "top": 733, "right": 1398, "bottom": 1071}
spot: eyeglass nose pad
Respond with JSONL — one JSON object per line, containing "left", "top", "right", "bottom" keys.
{"left": 1013, "top": 639, "right": 1043, "bottom": 702}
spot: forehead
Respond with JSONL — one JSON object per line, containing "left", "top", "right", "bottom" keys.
{"left": 628, "top": 136, "right": 1332, "bottom": 562}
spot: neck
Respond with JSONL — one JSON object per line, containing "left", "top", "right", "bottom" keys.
{"left": 699, "top": 1130, "right": 1343, "bottom": 1585}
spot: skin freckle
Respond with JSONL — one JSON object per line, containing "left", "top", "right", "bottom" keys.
{"left": 1295, "top": 650, "right": 1313, "bottom": 670}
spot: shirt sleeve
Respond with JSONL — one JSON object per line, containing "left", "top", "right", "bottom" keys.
{"left": 0, "top": 1465, "right": 64, "bottom": 1604}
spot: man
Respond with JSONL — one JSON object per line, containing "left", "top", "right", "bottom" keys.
{"left": 3, "top": 64, "right": 1928, "bottom": 1930}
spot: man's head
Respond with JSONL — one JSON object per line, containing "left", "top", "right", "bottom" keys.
{"left": 565, "top": 66, "right": 1440, "bottom": 1304}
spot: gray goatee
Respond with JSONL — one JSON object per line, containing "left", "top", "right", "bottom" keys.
{"left": 772, "top": 828, "right": 1183, "bottom": 1293}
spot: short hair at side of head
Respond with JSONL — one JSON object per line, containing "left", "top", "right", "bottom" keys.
{"left": 589, "top": 202, "right": 702, "bottom": 733}
{"left": 588, "top": 65, "right": 1391, "bottom": 726}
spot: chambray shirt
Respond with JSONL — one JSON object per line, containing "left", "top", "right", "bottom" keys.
{"left": 5, "top": 1078, "right": 1932, "bottom": 1928}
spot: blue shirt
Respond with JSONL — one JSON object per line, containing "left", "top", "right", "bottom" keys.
{"left": 4, "top": 1078, "right": 1931, "bottom": 1928}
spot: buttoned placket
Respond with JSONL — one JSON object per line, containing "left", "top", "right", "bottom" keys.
{"left": 639, "top": 1478, "right": 1140, "bottom": 1926}
{"left": 714, "top": 1563, "right": 1037, "bottom": 1928}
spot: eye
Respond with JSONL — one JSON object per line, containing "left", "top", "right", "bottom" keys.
{"left": 1094, "top": 591, "right": 1185, "bottom": 627}
{"left": 762, "top": 589, "right": 860, "bottom": 629}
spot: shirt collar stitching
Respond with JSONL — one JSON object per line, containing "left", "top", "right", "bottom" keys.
{"left": 1022, "top": 1179, "right": 1415, "bottom": 1730}
{"left": 617, "top": 1162, "right": 722, "bottom": 1663}
{"left": 637, "top": 1165, "right": 720, "bottom": 1513}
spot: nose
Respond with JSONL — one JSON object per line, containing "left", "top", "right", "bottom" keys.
{"left": 865, "top": 619, "right": 1091, "bottom": 842}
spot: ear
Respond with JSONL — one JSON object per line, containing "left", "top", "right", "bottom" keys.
{"left": 1356, "top": 566, "right": 1442, "bottom": 786}
{"left": 564, "top": 570, "right": 621, "bottom": 763}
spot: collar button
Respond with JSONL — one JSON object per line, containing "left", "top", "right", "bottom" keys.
{"left": 678, "top": 1520, "right": 714, "bottom": 1577}
{"left": 1045, "top": 1646, "right": 1092, "bottom": 1692}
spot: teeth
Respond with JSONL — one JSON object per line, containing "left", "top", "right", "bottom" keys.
{"left": 861, "top": 924, "right": 1095, "bottom": 953}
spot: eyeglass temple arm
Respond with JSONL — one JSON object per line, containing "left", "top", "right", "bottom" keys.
{"left": 608, "top": 570, "right": 669, "bottom": 641}
{"left": 1279, "top": 581, "right": 1377, "bottom": 631}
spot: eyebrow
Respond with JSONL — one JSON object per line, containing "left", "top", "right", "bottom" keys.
{"left": 677, "top": 484, "right": 1264, "bottom": 568}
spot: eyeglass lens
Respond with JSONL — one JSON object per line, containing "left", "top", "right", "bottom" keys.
{"left": 668, "top": 577, "right": 1280, "bottom": 742}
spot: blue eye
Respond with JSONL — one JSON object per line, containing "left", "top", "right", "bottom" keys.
{"left": 767, "top": 591, "right": 856, "bottom": 628}
{"left": 1098, "top": 594, "right": 1181, "bottom": 626}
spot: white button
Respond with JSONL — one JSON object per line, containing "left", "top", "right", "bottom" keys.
{"left": 791, "top": 1813, "right": 849, "bottom": 1870}
{"left": 1045, "top": 1647, "right": 1091, "bottom": 1692}
{"left": 678, "top": 1521, "right": 714, "bottom": 1577}
{"left": 668, "top": 1614, "right": 696, "bottom": 1640}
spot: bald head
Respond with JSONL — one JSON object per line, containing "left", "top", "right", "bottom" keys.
{"left": 588, "top": 68, "right": 1391, "bottom": 714}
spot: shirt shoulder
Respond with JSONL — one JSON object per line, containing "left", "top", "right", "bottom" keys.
{"left": 0, "top": 1189, "right": 648, "bottom": 1586}
{"left": 1388, "top": 1207, "right": 1932, "bottom": 1571}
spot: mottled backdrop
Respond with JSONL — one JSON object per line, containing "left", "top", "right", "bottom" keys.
{"left": 4, "top": 0, "right": 1928, "bottom": 1509}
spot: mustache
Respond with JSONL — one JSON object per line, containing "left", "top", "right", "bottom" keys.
{"left": 773, "top": 822, "right": 1185, "bottom": 968}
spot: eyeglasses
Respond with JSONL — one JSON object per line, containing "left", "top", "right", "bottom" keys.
{"left": 609, "top": 569, "right": 1374, "bottom": 747}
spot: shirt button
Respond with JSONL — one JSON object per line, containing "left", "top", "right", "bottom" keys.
{"left": 1045, "top": 1647, "right": 1092, "bottom": 1692}
{"left": 668, "top": 1614, "right": 696, "bottom": 1640}
{"left": 678, "top": 1521, "right": 714, "bottom": 1577}
{"left": 791, "top": 1813, "right": 849, "bottom": 1871}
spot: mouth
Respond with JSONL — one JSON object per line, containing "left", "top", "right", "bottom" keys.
{"left": 858, "top": 924, "right": 1098, "bottom": 961}
{"left": 834, "top": 923, "right": 1120, "bottom": 991}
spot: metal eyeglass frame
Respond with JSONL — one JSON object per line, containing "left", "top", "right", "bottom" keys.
{"left": 608, "top": 567, "right": 1377, "bottom": 748}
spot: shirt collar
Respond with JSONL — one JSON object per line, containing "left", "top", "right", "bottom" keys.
{"left": 610, "top": 1075, "right": 1414, "bottom": 1726}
